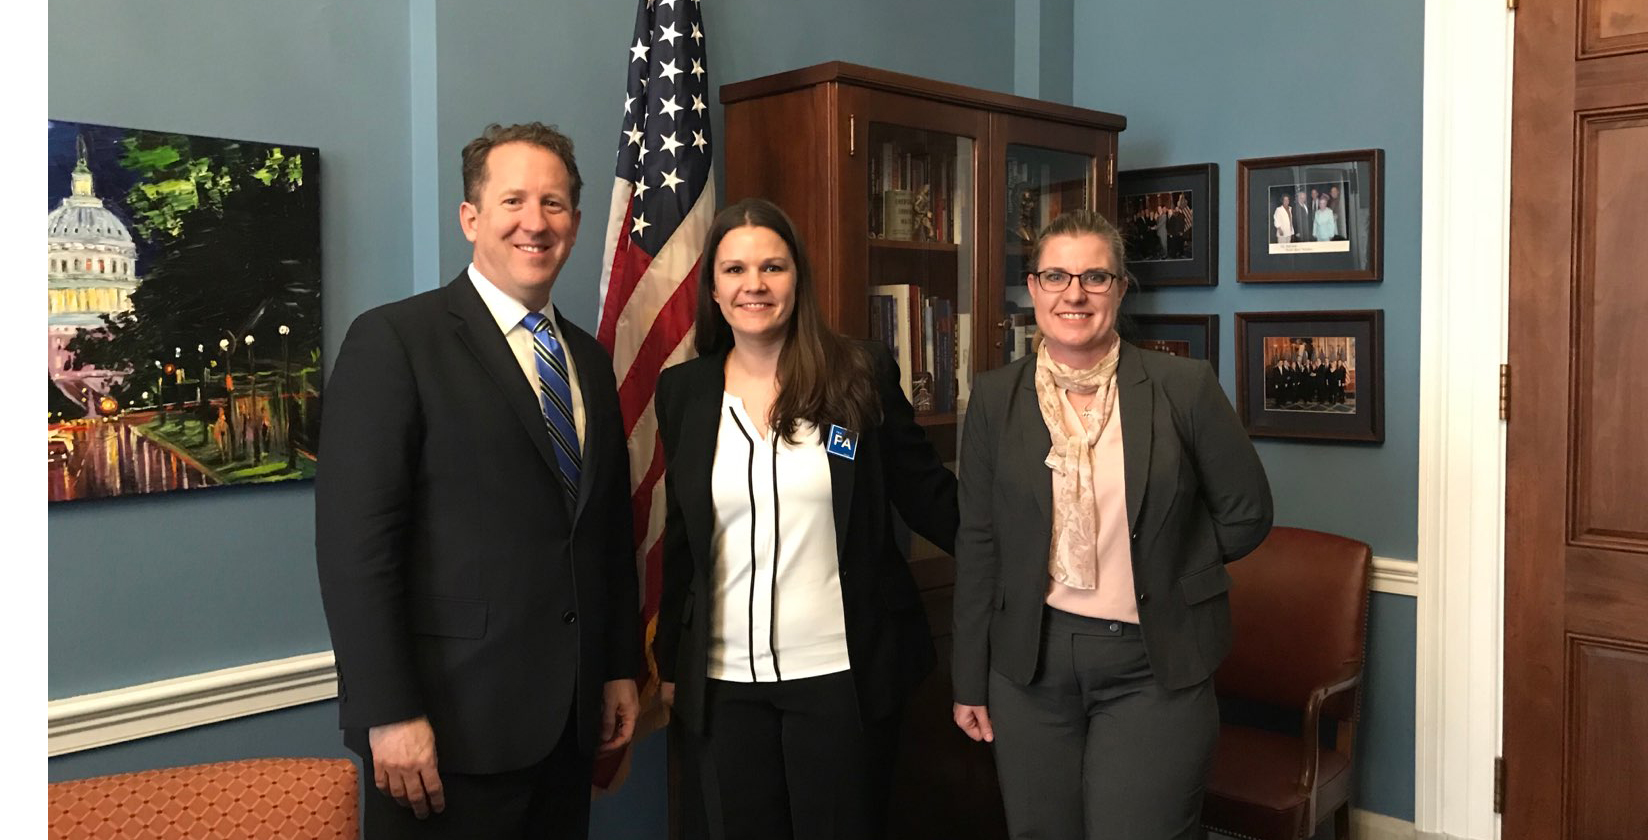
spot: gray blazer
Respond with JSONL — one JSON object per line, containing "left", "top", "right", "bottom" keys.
{"left": 952, "top": 342, "right": 1272, "bottom": 704}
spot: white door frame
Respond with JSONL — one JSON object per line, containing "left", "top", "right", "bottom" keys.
{"left": 1416, "top": 3, "right": 1514, "bottom": 840}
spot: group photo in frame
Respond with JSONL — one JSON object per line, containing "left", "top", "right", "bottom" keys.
{"left": 1119, "top": 313, "right": 1219, "bottom": 377}
{"left": 1235, "top": 310, "right": 1383, "bottom": 442}
{"left": 1116, "top": 163, "right": 1217, "bottom": 287}
{"left": 1237, "top": 149, "right": 1382, "bottom": 282}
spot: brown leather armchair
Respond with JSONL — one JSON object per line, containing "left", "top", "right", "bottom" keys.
{"left": 48, "top": 757, "right": 358, "bottom": 839}
{"left": 1201, "top": 526, "right": 1372, "bottom": 840}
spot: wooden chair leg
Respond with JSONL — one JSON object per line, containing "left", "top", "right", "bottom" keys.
{"left": 1333, "top": 802, "right": 1351, "bottom": 839}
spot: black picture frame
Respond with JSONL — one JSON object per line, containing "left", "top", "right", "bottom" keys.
{"left": 1235, "top": 310, "right": 1383, "bottom": 443}
{"left": 1237, "top": 149, "right": 1383, "bottom": 282}
{"left": 1117, "top": 163, "right": 1217, "bottom": 287}
{"left": 1120, "top": 313, "right": 1219, "bottom": 378}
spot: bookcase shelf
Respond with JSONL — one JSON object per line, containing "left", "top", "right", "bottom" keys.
{"left": 869, "top": 238, "right": 960, "bottom": 253}
{"left": 912, "top": 411, "right": 956, "bottom": 427}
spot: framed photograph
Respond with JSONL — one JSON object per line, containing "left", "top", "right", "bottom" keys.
{"left": 1235, "top": 310, "right": 1383, "bottom": 442}
{"left": 1117, "top": 163, "right": 1217, "bottom": 287}
{"left": 1237, "top": 149, "right": 1382, "bottom": 282}
{"left": 1120, "top": 313, "right": 1219, "bottom": 377}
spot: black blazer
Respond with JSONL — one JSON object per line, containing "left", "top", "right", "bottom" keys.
{"left": 952, "top": 343, "right": 1272, "bottom": 704}
{"left": 651, "top": 341, "right": 957, "bottom": 733}
{"left": 315, "top": 273, "right": 640, "bottom": 773}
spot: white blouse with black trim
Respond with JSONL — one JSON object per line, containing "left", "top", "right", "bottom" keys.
{"left": 706, "top": 393, "right": 851, "bottom": 683}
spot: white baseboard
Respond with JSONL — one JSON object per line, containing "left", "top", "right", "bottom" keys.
{"left": 1356, "top": 808, "right": 1418, "bottom": 840}
{"left": 47, "top": 650, "right": 337, "bottom": 757}
{"left": 1371, "top": 556, "right": 1418, "bottom": 598}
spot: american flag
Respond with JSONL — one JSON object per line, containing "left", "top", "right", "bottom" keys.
{"left": 594, "top": 0, "right": 713, "bottom": 780}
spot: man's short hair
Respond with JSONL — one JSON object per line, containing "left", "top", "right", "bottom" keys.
{"left": 461, "top": 122, "right": 583, "bottom": 209}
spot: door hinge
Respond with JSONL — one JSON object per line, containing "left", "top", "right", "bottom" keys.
{"left": 849, "top": 114, "right": 856, "bottom": 157}
{"left": 1507, "top": 0, "right": 1517, "bottom": 11}
{"left": 1494, "top": 756, "right": 1505, "bottom": 813}
{"left": 1499, "top": 364, "right": 1511, "bottom": 421}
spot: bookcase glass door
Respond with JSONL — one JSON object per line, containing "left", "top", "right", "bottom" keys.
{"left": 999, "top": 145, "right": 1096, "bottom": 366}
{"left": 864, "top": 122, "right": 975, "bottom": 449}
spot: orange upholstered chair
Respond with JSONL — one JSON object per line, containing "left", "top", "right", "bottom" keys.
{"left": 48, "top": 757, "right": 358, "bottom": 839}
{"left": 1200, "top": 526, "right": 1372, "bottom": 840}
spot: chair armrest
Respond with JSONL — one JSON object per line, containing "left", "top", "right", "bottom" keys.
{"left": 1295, "top": 671, "right": 1362, "bottom": 795}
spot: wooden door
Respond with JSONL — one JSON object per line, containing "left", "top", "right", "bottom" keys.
{"left": 1504, "top": 0, "right": 1648, "bottom": 837}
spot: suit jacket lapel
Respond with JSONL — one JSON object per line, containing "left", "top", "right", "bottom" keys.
{"left": 671, "top": 355, "right": 725, "bottom": 572}
{"left": 1116, "top": 342, "right": 1153, "bottom": 533}
{"left": 1013, "top": 362, "right": 1053, "bottom": 527}
{"left": 445, "top": 275, "right": 562, "bottom": 476}
{"left": 1015, "top": 344, "right": 1150, "bottom": 540}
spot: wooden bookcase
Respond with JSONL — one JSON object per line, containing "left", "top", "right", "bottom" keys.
{"left": 720, "top": 62, "right": 1126, "bottom": 839}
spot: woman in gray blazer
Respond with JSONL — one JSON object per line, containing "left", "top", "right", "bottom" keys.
{"left": 951, "top": 211, "right": 1272, "bottom": 840}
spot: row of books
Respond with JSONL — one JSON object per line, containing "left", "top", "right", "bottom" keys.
{"left": 868, "top": 284, "right": 971, "bottom": 415}
{"left": 867, "top": 140, "right": 967, "bottom": 243}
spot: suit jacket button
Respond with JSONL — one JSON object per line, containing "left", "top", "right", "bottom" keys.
{"left": 1137, "top": 593, "right": 1149, "bottom": 604}
{"left": 562, "top": 610, "right": 578, "bottom": 624}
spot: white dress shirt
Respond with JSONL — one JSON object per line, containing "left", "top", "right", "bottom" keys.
{"left": 707, "top": 393, "right": 851, "bottom": 683}
{"left": 468, "top": 264, "right": 585, "bottom": 447}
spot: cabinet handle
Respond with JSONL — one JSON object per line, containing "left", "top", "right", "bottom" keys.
{"left": 996, "top": 318, "right": 1013, "bottom": 330}
{"left": 849, "top": 114, "right": 856, "bottom": 156}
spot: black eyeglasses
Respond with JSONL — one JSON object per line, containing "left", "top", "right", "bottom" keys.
{"left": 1029, "top": 269, "right": 1123, "bottom": 293}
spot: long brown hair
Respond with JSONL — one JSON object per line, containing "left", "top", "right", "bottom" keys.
{"left": 694, "top": 198, "right": 881, "bottom": 443}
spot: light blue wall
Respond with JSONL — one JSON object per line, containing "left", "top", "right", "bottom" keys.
{"left": 1072, "top": 0, "right": 1423, "bottom": 821}
{"left": 46, "top": 2, "right": 1016, "bottom": 835}
{"left": 428, "top": 0, "right": 1018, "bottom": 321}
{"left": 47, "top": 0, "right": 412, "bottom": 700}
{"left": 50, "top": 0, "right": 1418, "bottom": 830}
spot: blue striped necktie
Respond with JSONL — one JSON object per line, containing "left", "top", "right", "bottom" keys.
{"left": 521, "top": 312, "right": 581, "bottom": 501}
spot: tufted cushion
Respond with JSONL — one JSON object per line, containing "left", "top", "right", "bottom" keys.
{"left": 48, "top": 758, "right": 358, "bottom": 840}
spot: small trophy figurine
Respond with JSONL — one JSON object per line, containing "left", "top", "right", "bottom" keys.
{"left": 1015, "top": 184, "right": 1039, "bottom": 244}
{"left": 911, "top": 184, "right": 937, "bottom": 242}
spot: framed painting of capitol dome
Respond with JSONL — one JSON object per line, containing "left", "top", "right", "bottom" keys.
{"left": 47, "top": 120, "right": 322, "bottom": 501}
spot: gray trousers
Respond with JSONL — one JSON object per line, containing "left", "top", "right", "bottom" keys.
{"left": 989, "top": 607, "right": 1219, "bottom": 840}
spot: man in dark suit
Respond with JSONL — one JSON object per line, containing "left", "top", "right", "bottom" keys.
{"left": 316, "top": 122, "right": 640, "bottom": 839}
{"left": 1292, "top": 189, "right": 1312, "bottom": 243}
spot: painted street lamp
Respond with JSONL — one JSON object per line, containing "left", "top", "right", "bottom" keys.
{"left": 279, "top": 325, "right": 294, "bottom": 470}
{"left": 220, "top": 337, "right": 236, "bottom": 460}
{"left": 154, "top": 360, "right": 166, "bottom": 425}
{"left": 245, "top": 334, "right": 259, "bottom": 462}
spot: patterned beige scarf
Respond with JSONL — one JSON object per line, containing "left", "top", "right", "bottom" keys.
{"left": 1034, "top": 340, "right": 1120, "bottom": 590}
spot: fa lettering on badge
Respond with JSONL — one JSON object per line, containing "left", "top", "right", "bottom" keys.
{"left": 826, "top": 425, "right": 858, "bottom": 460}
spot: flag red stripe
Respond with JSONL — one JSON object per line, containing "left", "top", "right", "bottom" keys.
{"left": 629, "top": 437, "right": 666, "bottom": 577}
{"left": 596, "top": 202, "right": 648, "bottom": 349}
{"left": 615, "top": 260, "right": 700, "bottom": 435}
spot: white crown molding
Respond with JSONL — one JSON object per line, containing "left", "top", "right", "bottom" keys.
{"left": 48, "top": 651, "right": 337, "bottom": 757}
{"left": 1417, "top": 1, "right": 1512, "bottom": 839}
{"left": 1372, "top": 556, "right": 1419, "bottom": 598}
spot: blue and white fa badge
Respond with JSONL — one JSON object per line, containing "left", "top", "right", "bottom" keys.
{"left": 826, "top": 425, "right": 859, "bottom": 460}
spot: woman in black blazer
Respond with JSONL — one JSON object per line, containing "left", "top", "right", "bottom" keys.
{"left": 652, "top": 198, "right": 957, "bottom": 840}
{"left": 951, "top": 211, "right": 1272, "bottom": 840}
